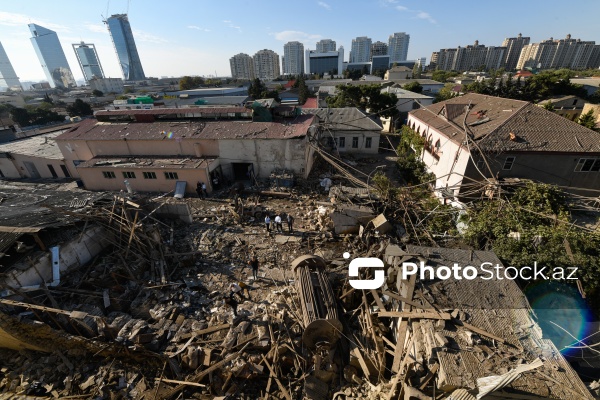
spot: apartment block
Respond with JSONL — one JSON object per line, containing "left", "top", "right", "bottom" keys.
{"left": 229, "top": 53, "right": 255, "bottom": 80}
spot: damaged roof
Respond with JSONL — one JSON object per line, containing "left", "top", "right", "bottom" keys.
{"left": 78, "top": 156, "right": 216, "bottom": 169}
{"left": 302, "top": 108, "right": 383, "bottom": 131}
{"left": 409, "top": 93, "right": 600, "bottom": 153}
{"left": 56, "top": 115, "right": 316, "bottom": 141}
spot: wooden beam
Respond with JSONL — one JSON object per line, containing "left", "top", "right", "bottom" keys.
{"left": 153, "top": 378, "right": 205, "bottom": 388}
{"left": 352, "top": 347, "right": 373, "bottom": 382}
{"left": 382, "top": 290, "right": 430, "bottom": 310}
{"left": 391, "top": 272, "right": 417, "bottom": 373}
{"left": 459, "top": 321, "right": 505, "bottom": 344}
{"left": 377, "top": 311, "right": 451, "bottom": 320}
{"left": 370, "top": 289, "right": 386, "bottom": 310}
{"left": 261, "top": 354, "right": 292, "bottom": 400}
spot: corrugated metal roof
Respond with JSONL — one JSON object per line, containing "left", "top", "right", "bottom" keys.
{"left": 303, "top": 108, "right": 383, "bottom": 131}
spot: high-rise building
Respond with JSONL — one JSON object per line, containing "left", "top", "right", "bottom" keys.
{"left": 105, "top": 14, "right": 146, "bottom": 81}
{"left": 28, "top": 24, "right": 76, "bottom": 89}
{"left": 229, "top": 53, "right": 255, "bottom": 80}
{"left": 72, "top": 42, "right": 104, "bottom": 83}
{"left": 388, "top": 32, "right": 410, "bottom": 63}
{"left": 350, "top": 36, "right": 372, "bottom": 63}
{"left": 433, "top": 41, "right": 505, "bottom": 71}
{"left": 316, "top": 39, "right": 336, "bottom": 53}
{"left": 370, "top": 41, "right": 388, "bottom": 61}
{"left": 0, "top": 42, "right": 21, "bottom": 89}
{"left": 305, "top": 46, "right": 344, "bottom": 76}
{"left": 283, "top": 41, "right": 304, "bottom": 75}
{"left": 253, "top": 49, "right": 280, "bottom": 80}
{"left": 517, "top": 34, "right": 598, "bottom": 70}
{"left": 501, "top": 33, "right": 530, "bottom": 71}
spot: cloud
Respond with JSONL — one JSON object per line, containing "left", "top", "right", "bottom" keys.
{"left": 395, "top": 5, "right": 408, "bottom": 11}
{"left": 85, "top": 23, "right": 106, "bottom": 33}
{"left": 188, "top": 25, "right": 210, "bottom": 32}
{"left": 0, "top": 11, "right": 70, "bottom": 32}
{"left": 271, "top": 30, "right": 322, "bottom": 44}
{"left": 317, "top": 1, "right": 331, "bottom": 10}
{"left": 415, "top": 11, "right": 436, "bottom": 24}
{"left": 132, "top": 29, "right": 168, "bottom": 44}
{"left": 223, "top": 20, "right": 242, "bottom": 33}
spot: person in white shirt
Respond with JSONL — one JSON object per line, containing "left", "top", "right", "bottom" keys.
{"left": 274, "top": 215, "right": 283, "bottom": 232}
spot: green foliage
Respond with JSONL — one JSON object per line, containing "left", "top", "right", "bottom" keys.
{"left": 91, "top": 89, "right": 104, "bottom": 97}
{"left": 325, "top": 84, "right": 399, "bottom": 118}
{"left": 9, "top": 106, "right": 64, "bottom": 127}
{"left": 432, "top": 70, "right": 459, "bottom": 83}
{"left": 248, "top": 78, "right": 267, "bottom": 99}
{"left": 403, "top": 81, "right": 423, "bottom": 93}
{"left": 396, "top": 125, "right": 434, "bottom": 185}
{"left": 412, "top": 64, "right": 423, "bottom": 79}
{"left": 296, "top": 76, "right": 310, "bottom": 105}
{"left": 372, "top": 172, "right": 397, "bottom": 202}
{"left": 116, "top": 95, "right": 129, "bottom": 100}
{"left": 398, "top": 125, "right": 425, "bottom": 156}
{"left": 66, "top": 99, "right": 93, "bottom": 117}
{"left": 542, "top": 101, "right": 555, "bottom": 112}
{"left": 372, "top": 69, "right": 386, "bottom": 79}
{"left": 577, "top": 109, "right": 597, "bottom": 129}
{"left": 434, "top": 83, "right": 459, "bottom": 103}
{"left": 179, "top": 76, "right": 205, "bottom": 90}
{"left": 463, "top": 182, "right": 600, "bottom": 306}
{"left": 124, "top": 87, "right": 134, "bottom": 94}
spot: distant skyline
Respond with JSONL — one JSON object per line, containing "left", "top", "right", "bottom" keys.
{"left": 1, "top": 0, "right": 599, "bottom": 82}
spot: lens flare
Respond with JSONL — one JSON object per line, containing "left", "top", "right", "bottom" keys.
{"left": 525, "top": 281, "right": 593, "bottom": 356}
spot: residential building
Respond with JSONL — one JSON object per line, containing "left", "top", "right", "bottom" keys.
{"left": 389, "top": 79, "right": 444, "bottom": 94}
{"left": 370, "top": 41, "right": 388, "bottom": 61}
{"left": 537, "top": 95, "right": 587, "bottom": 121}
{"left": 570, "top": 78, "right": 600, "bottom": 96}
{"left": 28, "top": 24, "right": 76, "bottom": 89}
{"left": 581, "top": 103, "right": 600, "bottom": 130}
{"left": 302, "top": 108, "right": 382, "bottom": 154}
{"left": 229, "top": 53, "right": 255, "bottom": 80}
{"left": 407, "top": 93, "right": 600, "bottom": 199}
{"left": 104, "top": 14, "right": 146, "bottom": 81}
{"left": 316, "top": 39, "right": 336, "bottom": 53}
{"left": 305, "top": 47, "right": 344, "bottom": 76}
{"left": 283, "top": 41, "right": 304, "bottom": 75}
{"left": 379, "top": 86, "right": 434, "bottom": 131}
{"left": 350, "top": 37, "right": 372, "bottom": 63}
{"left": 253, "top": 49, "right": 280, "bottom": 80}
{"left": 388, "top": 32, "right": 410, "bottom": 63}
{"left": 384, "top": 66, "right": 412, "bottom": 80}
{"left": 89, "top": 77, "right": 124, "bottom": 94}
{"left": 0, "top": 42, "right": 21, "bottom": 90}
{"left": 72, "top": 42, "right": 104, "bottom": 82}
{"left": 501, "top": 33, "right": 530, "bottom": 71}
{"left": 432, "top": 41, "right": 506, "bottom": 71}
{"left": 54, "top": 108, "right": 318, "bottom": 194}
{"left": 517, "top": 34, "right": 599, "bottom": 70}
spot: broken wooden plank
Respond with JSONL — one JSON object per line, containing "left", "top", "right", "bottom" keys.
{"left": 391, "top": 272, "right": 417, "bottom": 374}
{"left": 261, "top": 354, "right": 292, "bottom": 400}
{"left": 177, "top": 323, "right": 230, "bottom": 340}
{"left": 369, "top": 289, "right": 386, "bottom": 310}
{"left": 382, "top": 290, "right": 432, "bottom": 310}
{"left": 377, "top": 311, "right": 451, "bottom": 320}
{"left": 351, "top": 347, "right": 373, "bottom": 382}
{"left": 154, "top": 378, "right": 206, "bottom": 388}
{"left": 418, "top": 363, "right": 439, "bottom": 390}
{"left": 458, "top": 321, "right": 506, "bottom": 344}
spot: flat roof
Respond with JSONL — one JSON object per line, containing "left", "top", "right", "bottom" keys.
{"left": 0, "top": 132, "right": 64, "bottom": 160}
{"left": 78, "top": 156, "right": 216, "bottom": 169}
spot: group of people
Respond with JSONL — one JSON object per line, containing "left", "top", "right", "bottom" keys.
{"left": 264, "top": 213, "right": 294, "bottom": 233}
{"left": 195, "top": 174, "right": 222, "bottom": 198}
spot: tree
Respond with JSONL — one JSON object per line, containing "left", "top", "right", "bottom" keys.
{"left": 91, "top": 90, "right": 104, "bottom": 97}
{"left": 412, "top": 63, "right": 423, "bottom": 79}
{"left": 432, "top": 70, "right": 459, "bottom": 83}
{"left": 248, "top": 78, "right": 268, "bottom": 99}
{"left": 542, "top": 101, "right": 555, "bottom": 112}
{"left": 326, "top": 84, "right": 399, "bottom": 119}
{"left": 42, "top": 93, "right": 53, "bottom": 104}
{"left": 296, "top": 76, "right": 310, "bottom": 104}
{"left": 434, "top": 83, "right": 459, "bottom": 103}
{"left": 577, "top": 109, "right": 596, "bottom": 129}
{"left": 403, "top": 81, "right": 423, "bottom": 93}
{"left": 179, "top": 76, "right": 204, "bottom": 90}
{"left": 66, "top": 99, "right": 93, "bottom": 117}
{"left": 9, "top": 107, "right": 30, "bottom": 126}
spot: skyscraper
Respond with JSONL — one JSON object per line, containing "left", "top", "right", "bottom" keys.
{"left": 229, "top": 53, "right": 255, "bottom": 80}
{"left": 253, "top": 49, "right": 280, "bottom": 80}
{"left": 316, "top": 39, "right": 336, "bottom": 53}
{"left": 350, "top": 36, "right": 372, "bottom": 63}
{"left": 517, "top": 34, "right": 598, "bottom": 70}
{"left": 0, "top": 42, "right": 21, "bottom": 89}
{"left": 105, "top": 14, "right": 146, "bottom": 81}
{"left": 283, "top": 41, "right": 304, "bottom": 75}
{"left": 370, "top": 41, "right": 388, "bottom": 60}
{"left": 73, "top": 42, "right": 105, "bottom": 82}
{"left": 28, "top": 24, "right": 76, "bottom": 89}
{"left": 501, "top": 33, "right": 530, "bottom": 71}
{"left": 388, "top": 32, "right": 410, "bottom": 63}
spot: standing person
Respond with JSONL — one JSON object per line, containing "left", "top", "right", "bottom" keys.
{"left": 264, "top": 215, "right": 271, "bottom": 232}
{"left": 223, "top": 295, "right": 238, "bottom": 316}
{"left": 275, "top": 214, "right": 283, "bottom": 232}
{"left": 201, "top": 182, "right": 208, "bottom": 198}
{"left": 229, "top": 282, "right": 244, "bottom": 301}
{"left": 196, "top": 181, "right": 203, "bottom": 198}
{"left": 248, "top": 255, "right": 259, "bottom": 281}
{"left": 287, "top": 214, "right": 294, "bottom": 233}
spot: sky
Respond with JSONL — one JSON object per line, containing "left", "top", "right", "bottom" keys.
{"left": 1, "top": 0, "right": 600, "bottom": 83}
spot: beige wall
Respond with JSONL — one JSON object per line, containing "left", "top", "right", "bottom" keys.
{"left": 77, "top": 166, "right": 211, "bottom": 194}
{"left": 323, "top": 131, "right": 380, "bottom": 154}
{"left": 0, "top": 154, "right": 67, "bottom": 179}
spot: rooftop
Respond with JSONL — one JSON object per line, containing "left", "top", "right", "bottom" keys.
{"left": 410, "top": 93, "right": 600, "bottom": 153}
{"left": 381, "top": 86, "right": 435, "bottom": 99}
{"left": 0, "top": 132, "right": 64, "bottom": 160}
{"left": 78, "top": 156, "right": 216, "bottom": 170}
{"left": 391, "top": 79, "right": 445, "bottom": 86}
{"left": 56, "top": 114, "right": 316, "bottom": 141}
{"left": 302, "top": 107, "right": 383, "bottom": 131}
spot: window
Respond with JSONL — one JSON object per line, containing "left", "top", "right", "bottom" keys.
{"left": 575, "top": 158, "right": 600, "bottom": 172}
{"left": 103, "top": 171, "right": 116, "bottom": 179}
{"left": 352, "top": 137, "right": 359, "bottom": 148}
{"left": 143, "top": 171, "right": 157, "bottom": 179}
{"left": 164, "top": 172, "right": 179, "bottom": 180}
{"left": 60, "top": 165, "right": 71, "bottom": 177}
{"left": 47, "top": 165, "right": 58, "bottom": 178}
{"left": 434, "top": 139, "right": 441, "bottom": 153}
{"left": 339, "top": 137, "right": 345, "bottom": 148}
{"left": 122, "top": 171, "right": 136, "bottom": 179}
{"left": 503, "top": 156, "right": 515, "bottom": 170}
{"left": 365, "top": 137, "right": 372, "bottom": 148}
